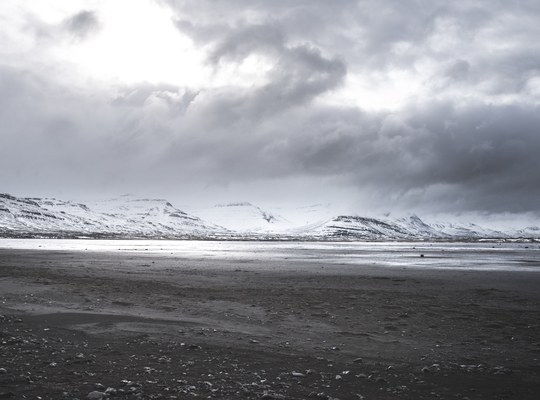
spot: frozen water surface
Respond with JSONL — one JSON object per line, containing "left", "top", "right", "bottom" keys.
{"left": 0, "top": 239, "right": 538, "bottom": 272}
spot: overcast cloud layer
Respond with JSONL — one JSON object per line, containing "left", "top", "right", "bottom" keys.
{"left": 1, "top": 0, "right": 539, "bottom": 215}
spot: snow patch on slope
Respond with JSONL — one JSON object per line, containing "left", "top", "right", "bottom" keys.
{"left": 193, "top": 202, "right": 293, "bottom": 233}
{"left": 0, "top": 193, "right": 224, "bottom": 237}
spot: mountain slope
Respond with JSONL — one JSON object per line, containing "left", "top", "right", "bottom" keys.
{"left": 0, "top": 194, "right": 224, "bottom": 238}
{"left": 313, "top": 215, "right": 411, "bottom": 240}
{"left": 312, "top": 214, "right": 527, "bottom": 240}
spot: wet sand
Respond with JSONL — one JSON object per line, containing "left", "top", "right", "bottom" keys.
{"left": 1, "top": 245, "right": 540, "bottom": 399}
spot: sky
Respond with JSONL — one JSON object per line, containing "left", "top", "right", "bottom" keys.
{"left": 1, "top": 0, "right": 539, "bottom": 217}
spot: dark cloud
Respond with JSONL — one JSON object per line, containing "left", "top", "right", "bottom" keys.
{"left": 167, "top": 0, "right": 540, "bottom": 98}
{"left": 174, "top": 19, "right": 347, "bottom": 116}
{"left": 25, "top": 9, "right": 100, "bottom": 42}
{"left": 355, "top": 102, "right": 540, "bottom": 213}
{"left": 63, "top": 10, "right": 100, "bottom": 39}
{"left": 1, "top": 60, "right": 539, "bottom": 214}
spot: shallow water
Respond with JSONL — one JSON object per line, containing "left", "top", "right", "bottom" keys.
{"left": 1, "top": 238, "right": 539, "bottom": 272}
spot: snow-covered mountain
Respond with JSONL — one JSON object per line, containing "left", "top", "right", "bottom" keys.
{"left": 1, "top": 193, "right": 539, "bottom": 240}
{"left": 313, "top": 215, "right": 411, "bottom": 240}
{"left": 311, "top": 214, "right": 516, "bottom": 240}
{"left": 192, "top": 202, "right": 294, "bottom": 233}
{"left": 0, "top": 193, "right": 225, "bottom": 238}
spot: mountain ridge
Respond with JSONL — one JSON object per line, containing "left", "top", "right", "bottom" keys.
{"left": 0, "top": 193, "right": 226, "bottom": 239}
{"left": 1, "top": 193, "right": 538, "bottom": 241}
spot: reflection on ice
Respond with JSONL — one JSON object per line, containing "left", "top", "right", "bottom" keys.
{"left": 0, "top": 239, "right": 538, "bottom": 272}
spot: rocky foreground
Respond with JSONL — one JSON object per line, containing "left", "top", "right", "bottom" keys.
{"left": 1, "top": 247, "right": 540, "bottom": 399}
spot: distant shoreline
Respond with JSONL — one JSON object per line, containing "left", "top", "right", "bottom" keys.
{"left": 1, "top": 232, "right": 538, "bottom": 243}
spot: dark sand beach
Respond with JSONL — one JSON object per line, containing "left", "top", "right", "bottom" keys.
{"left": 1, "top": 243, "right": 539, "bottom": 399}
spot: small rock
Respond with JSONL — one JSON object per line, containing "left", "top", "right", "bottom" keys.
{"left": 353, "top": 358, "right": 363, "bottom": 364}
{"left": 86, "top": 391, "right": 104, "bottom": 400}
{"left": 0, "top": 368, "right": 7, "bottom": 374}
{"left": 492, "top": 366, "right": 512, "bottom": 375}
{"left": 422, "top": 364, "right": 440, "bottom": 373}
{"left": 292, "top": 371, "right": 305, "bottom": 377}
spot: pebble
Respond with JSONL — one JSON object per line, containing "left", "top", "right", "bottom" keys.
{"left": 86, "top": 391, "right": 104, "bottom": 400}
{"left": 422, "top": 363, "right": 441, "bottom": 373}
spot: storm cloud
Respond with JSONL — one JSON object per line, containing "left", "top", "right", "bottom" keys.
{"left": 0, "top": 0, "right": 539, "bottom": 215}
{"left": 63, "top": 10, "right": 100, "bottom": 39}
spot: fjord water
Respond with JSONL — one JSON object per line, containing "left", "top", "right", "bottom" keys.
{"left": 1, "top": 239, "right": 538, "bottom": 272}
